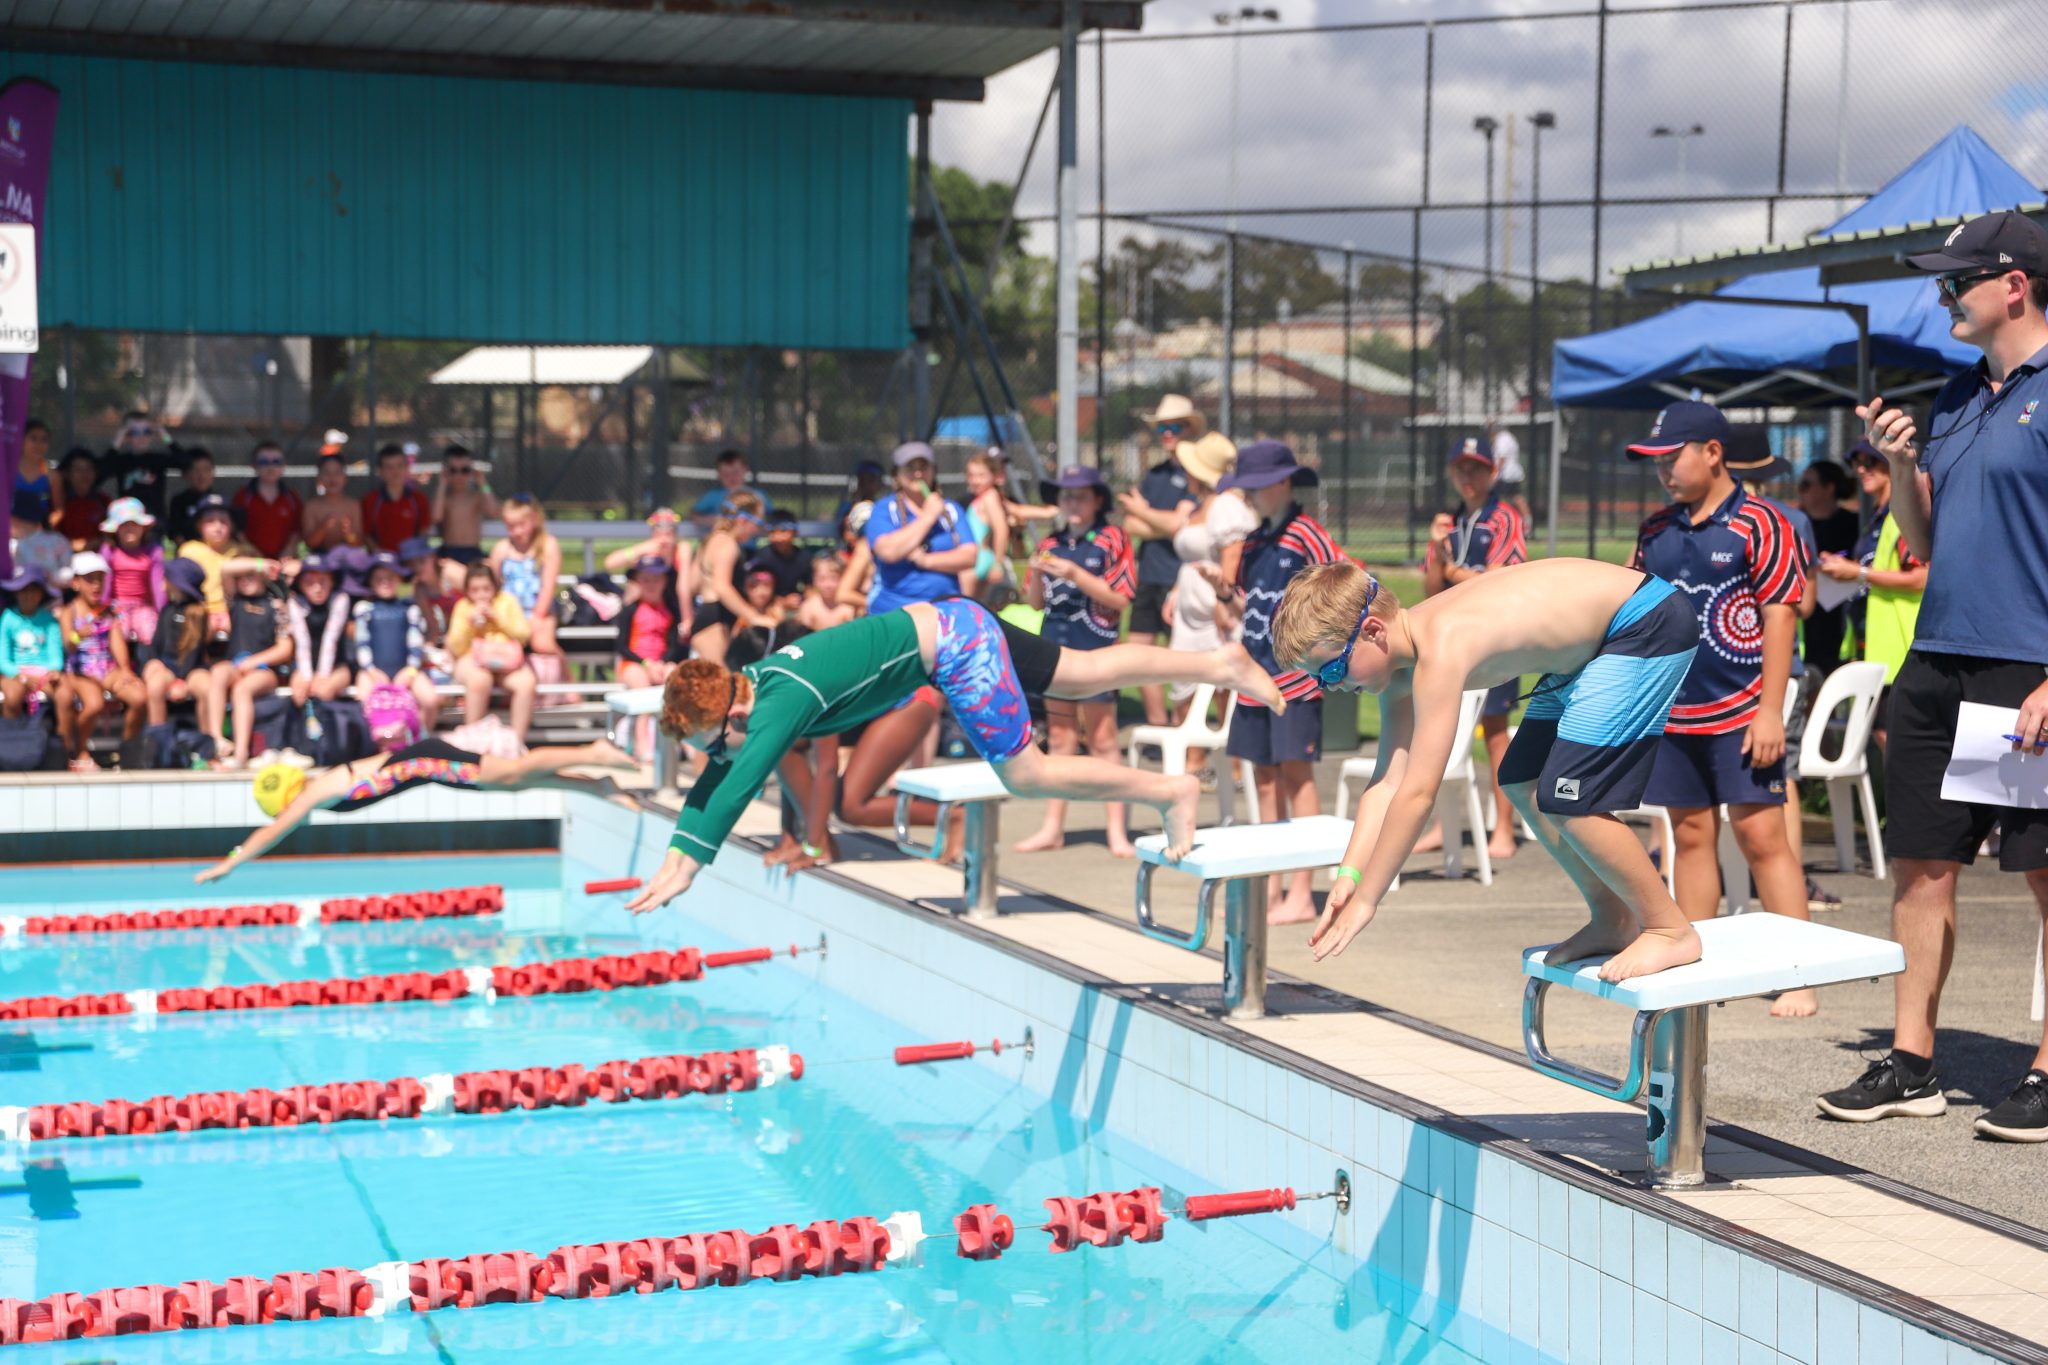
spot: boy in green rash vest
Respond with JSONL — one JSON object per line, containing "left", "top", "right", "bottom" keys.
{"left": 623, "top": 598, "right": 1286, "bottom": 912}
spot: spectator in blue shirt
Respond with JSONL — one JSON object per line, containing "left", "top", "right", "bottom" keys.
{"left": 864, "top": 442, "right": 975, "bottom": 615}
{"left": 1822, "top": 210, "right": 2048, "bottom": 1141}
{"left": 690, "top": 449, "right": 773, "bottom": 530}
{"left": 1121, "top": 393, "right": 1204, "bottom": 727}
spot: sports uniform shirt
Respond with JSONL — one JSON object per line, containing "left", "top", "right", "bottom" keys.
{"left": 1035, "top": 519, "right": 1135, "bottom": 649}
{"left": 361, "top": 483, "right": 432, "bottom": 552}
{"left": 670, "top": 612, "right": 930, "bottom": 864}
{"left": 1235, "top": 503, "right": 1345, "bottom": 705}
{"left": 233, "top": 484, "right": 305, "bottom": 560}
{"left": 864, "top": 492, "right": 970, "bottom": 614}
{"left": 1633, "top": 484, "right": 1807, "bottom": 734}
{"left": 1135, "top": 459, "right": 1193, "bottom": 587}
{"left": 1911, "top": 342, "right": 2048, "bottom": 663}
{"left": 1443, "top": 493, "right": 1526, "bottom": 575}
{"left": 1753, "top": 493, "right": 1816, "bottom": 678}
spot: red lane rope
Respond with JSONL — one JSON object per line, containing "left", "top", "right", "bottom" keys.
{"left": 0, "top": 940, "right": 818, "bottom": 1022}
{"left": 0, "top": 885, "right": 504, "bottom": 937}
{"left": 582, "top": 878, "right": 642, "bottom": 894}
{"left": 10, "top": 1044, "right": 798, "bottom": 1146}
{"left": 0, "top": 1183, "right": 1312, "bottom": 1344}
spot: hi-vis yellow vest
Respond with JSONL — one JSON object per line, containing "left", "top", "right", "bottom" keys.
{"left": 1865, "top": 513, "right": 1922, "bottom": 684}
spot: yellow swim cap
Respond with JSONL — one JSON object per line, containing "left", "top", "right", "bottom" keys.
{"left": 252, "top": 763, "right": 307, "bottom": 818}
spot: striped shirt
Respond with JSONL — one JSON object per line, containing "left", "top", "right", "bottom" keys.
{"left": 1442, "top": 492, "right": 1526, "bottom": 574}
{"left": 1035, "top": 520, "right": 1136, "bottom": 648}
{"left": 1235, "top": 504, "right": 1347, "bottom": 705}
{"left": 1634, "top": 485, "right": 1808, "bottom": 735}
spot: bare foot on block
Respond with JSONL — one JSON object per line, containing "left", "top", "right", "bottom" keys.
{"left": 1770, "top": 987, "right": 1819, "bottom": 1018}
{"left": 1596, "top": 924, "right": 1702, "bottom": 982}
{"left": 1159, "top": 775, "right": 1202, "bottom": 861}
{"left": 1223, "top": 644, "right": 1287, "bottom": 714}
{"left": 1544, "top": 916, "right": 1640, "bottom": 969}
{"left": 1013, "top": 827, "right": 1065, "bottom": 853}
{"left": 762, "top": 835, "right": 805, "bottom": 869}
{"left": 785, "top": 837, "right": 836, "bottom": 872}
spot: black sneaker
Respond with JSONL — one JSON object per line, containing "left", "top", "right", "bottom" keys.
{"left": 1975, "top": 1071, "right": 2048, "bottom": 1142}
{"left": 1815, "top": 1054, "right": 1947, "bottom": 1122}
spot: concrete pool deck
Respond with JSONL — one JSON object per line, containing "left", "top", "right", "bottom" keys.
{"left": 10, "top": 760, "right": 2047, "bottom": 1358}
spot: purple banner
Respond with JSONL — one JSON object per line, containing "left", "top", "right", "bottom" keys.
{"left": 0, "top": 77, "right": 59, "bottom": 580}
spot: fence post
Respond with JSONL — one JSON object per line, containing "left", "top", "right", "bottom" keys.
{"left": 1221, "top": 231, "right": 1236, "bottom": 438}
{"left": 651, "top": 349, "right": 670, "bottom": 513}
{"left": 1408, "top": 208, "right": 1422, "bottom": 563}
{"left": 1341, "top": 245, "right": 1354, "bottom": 548}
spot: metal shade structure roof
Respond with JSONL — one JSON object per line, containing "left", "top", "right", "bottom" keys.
{"left": 1619, "top": 201, "right": 2048, "bottom": 291}
{"left": 0, "top": 0, "right": 1145, "bottom": 101}
{"left": 429, "top": 346, "right": 707, "bottom": 386}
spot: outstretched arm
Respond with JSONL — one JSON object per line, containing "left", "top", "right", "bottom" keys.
{"left": 1310, "top": 670, "right": 1460, "bottom": 960}
{"left": 193, "top": 774, "right": 338, "bottom": 883}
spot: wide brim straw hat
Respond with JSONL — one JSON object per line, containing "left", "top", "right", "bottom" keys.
{"left": 1173, "top": 432, "right": 1237, "bottom": 488}
{"left": 1140, "top": 393, "right": 1208, "bottom": 437}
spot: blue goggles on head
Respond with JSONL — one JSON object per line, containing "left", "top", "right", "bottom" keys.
{"left": 1314, "top": 577, "right": 1381, "bottom": 689}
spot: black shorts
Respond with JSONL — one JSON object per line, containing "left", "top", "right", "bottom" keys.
{"left": 438, "top": 544, "right": 486, "bottom": 566}
{"left": 693, "top": 598, "right": 734, "bottom": 635}
{"left": 1128, "top": 582, "right": 1171, "bottom": 637}
{"left": 1227, "top": 699, "right": 1323, "bottom": 767}
{"left": 1885, "top": 650, "right": 2048, "bottom": 870}
{"left": 993, "top": 611, "right": 1061, "bottom": 698}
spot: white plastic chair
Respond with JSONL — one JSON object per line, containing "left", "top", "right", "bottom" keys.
{"left": 1126, "top": 684, "right": 1243, "bottom": 824}
{"left": 1797, "top": 661, "right": 1888, "bottom": 881}
{"left": 1335, "top": 688, "right": 1492, "bottom": 885}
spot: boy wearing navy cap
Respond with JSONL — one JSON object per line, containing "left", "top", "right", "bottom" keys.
{"left": 1203, "top": 442, "right": 1349, "bottom": 926}
{"left": 1423, "top": 435, "right": 1528, "bottom": 862}
{"left": 1629, "top": 401, "right": 1817, "bottom": 1015}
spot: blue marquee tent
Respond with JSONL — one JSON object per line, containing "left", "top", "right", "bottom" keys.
{"left": 1552, "top": 127, "right": 2041, "bottom": 409}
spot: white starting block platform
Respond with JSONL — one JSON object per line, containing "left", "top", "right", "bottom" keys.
{"left": 1522, "top": 915, "right": 1906, "bottom": 1187}
{"left": 891, "top": 762, "right": 1008, "bottom": 919}
{"left": 1134, "top": 816, "right": 1353, "bottom": 1018}
{"left": 605, "top": 687, "right": 680, "bottom": 792}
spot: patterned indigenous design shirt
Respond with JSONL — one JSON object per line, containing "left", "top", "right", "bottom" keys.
{"left": 1633, "top": 484, "right": 1808, "bottom": 734}
{"left": 1439, "top": 492, "right": 1526, "bottom": 575}
{"left": 1035, "top": 519, "right": 1135, "bottom": 648}
{"left": 1234, "top": 502, "right": 1346, "bottom": 705}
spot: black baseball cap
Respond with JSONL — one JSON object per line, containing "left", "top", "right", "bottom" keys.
{"left": 1625, "top": 400, "right": 1732, "bottom": 459}
{"left": 1903, "top": 210, "right": 2048, "bottom": 275}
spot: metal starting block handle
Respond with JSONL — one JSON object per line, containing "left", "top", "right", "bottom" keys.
{"left": 1132, "top": 863, "right": 1219, "bottom": 951}
{"left": 894, "top": 793, "right": 955, "bottom": 862}
{"left": 1521, "top": 977, "right": 1662, "bottom": 1103}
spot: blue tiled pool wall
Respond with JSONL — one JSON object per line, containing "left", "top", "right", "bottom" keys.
{"left": 564, "top": 796, "right": 2002, "bottom": 1365}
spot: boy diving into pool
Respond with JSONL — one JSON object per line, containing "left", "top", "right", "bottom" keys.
{"left": 622, "top": 599, "right": 1285, "bottom": 913}
{"left": 1272, "top": 557, "right": 1701, "bottom": 981}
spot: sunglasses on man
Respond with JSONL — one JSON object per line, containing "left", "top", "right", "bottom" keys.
{"left": 256, "top": 457, "right": 285, "bottom": 468}
{"left": 1156, "top": 422, "right": 1185, "bottom": 436}
{"left": 1936, "top": 269, "right": 2009, "bottom": 300}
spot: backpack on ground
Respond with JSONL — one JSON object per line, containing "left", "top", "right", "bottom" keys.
{"left": 0, "top": 711, "right": 62, "bottom": 772}
{"left": 299, "top": 699, "right": 373, "bottom": 767}
{"left": 140, "top": 719, "right": 215, "bottom": 771}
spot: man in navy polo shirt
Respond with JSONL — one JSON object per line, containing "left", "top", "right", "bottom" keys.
{"left": 1124, "top": 394, "right": 1203, "bottom": 728}
{"left": 1205, "top": 441, "right": 1347, "bottom": 927}
{"left": 1629, "top": 402, "right": 1819, "bottom": 1018}
{"left": 1423, "top": 435, "right": 1527, "bottom": 862}
{"left": 1822, "top": 210, "right": 2048, "bottom": 1142}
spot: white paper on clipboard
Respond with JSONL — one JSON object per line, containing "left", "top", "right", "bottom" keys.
{"left": 1814, "top": 574, "right": 1863, "bottom": 613}
{"left": 1941, "top": 701, "right": 2048, "bottom": 810}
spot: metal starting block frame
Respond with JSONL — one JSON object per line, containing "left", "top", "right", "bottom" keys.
{"left": 1133, "top": 816, "right": 1354, "bottom": 1020}
{"left": 1522, "top": 914, "right": 1905, "bottom": 1187}
{"left": 891, "top": 762, "right": 1009, "bottom": 920}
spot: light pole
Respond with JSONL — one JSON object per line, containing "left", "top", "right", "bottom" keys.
{"left": 1475, "top": 114, "right": 1500, "bottom": 417}
{"left": 1650, "top": 123, "right": 1705, "bottom": 256}
{"left": 1215, "top": 6, "right": 1279, "bottom": 437}
{"left": 1526, "top": 110, "right": 1555, "bottom": 553}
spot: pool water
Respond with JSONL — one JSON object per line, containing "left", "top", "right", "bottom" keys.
{"left": 0, "top": 854, "right": 1491, "bottom": 1362}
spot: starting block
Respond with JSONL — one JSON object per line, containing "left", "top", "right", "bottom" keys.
{"left": 1522, "top": 914, "right": 1905, "bottom": 1187}
{"left": 1134, "top": 816, "right": 1353, "bottom": 1019}
{"left": 605, "top": 687, "right": 679, "bottom": 792}
{"left": 892, "top": 762, "right": 1009, "bottom": 920}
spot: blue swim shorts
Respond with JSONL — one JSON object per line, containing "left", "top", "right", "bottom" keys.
{"left": 1498, "top": 575, "right": 1699, "bottom": 816}
{"left": 929, "top": 598, "right": 1037, "bottom": 763}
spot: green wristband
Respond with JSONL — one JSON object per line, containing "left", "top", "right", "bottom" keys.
{"left": 802, "top": 843, "right": 824, "bottom": 859}
{"left": 1334, "top": 865, "right": 1362, "bottom": 885}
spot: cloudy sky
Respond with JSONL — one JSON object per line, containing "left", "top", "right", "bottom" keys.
{"left": 931, "top": 0, "right": 2048, "bottom": 287}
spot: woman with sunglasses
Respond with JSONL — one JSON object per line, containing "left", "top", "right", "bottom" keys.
{"left": 623, "top": 599, "right": 1286, "bottom": 913}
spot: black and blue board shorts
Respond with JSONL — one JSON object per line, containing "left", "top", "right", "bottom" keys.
{"left": 1498, "top": 575, "right": 1698, "bottom": 816}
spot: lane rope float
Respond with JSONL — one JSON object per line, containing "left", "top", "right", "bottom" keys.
{"left": 0, "top": 885, "right": 504, "bottom": 939}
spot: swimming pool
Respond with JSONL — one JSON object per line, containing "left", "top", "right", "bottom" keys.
{"left": 0, "top": 847, "right": 1486, "bottom": 1362}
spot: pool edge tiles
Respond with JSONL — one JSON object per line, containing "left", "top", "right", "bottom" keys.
{"left": 571, "top": 793, "right": 2034, "bottom": 1365}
